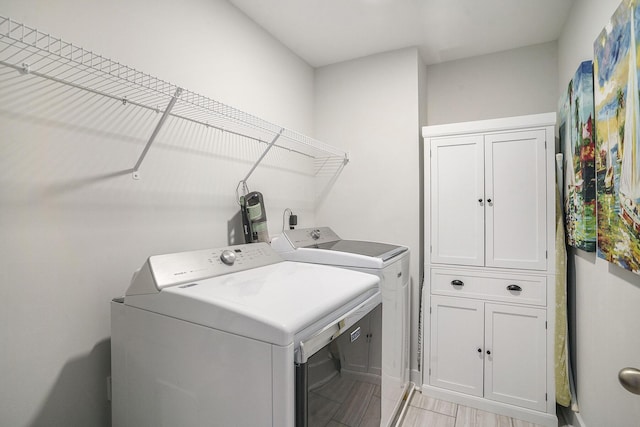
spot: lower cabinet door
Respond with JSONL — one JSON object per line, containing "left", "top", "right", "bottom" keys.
{"left": 430, "top": 296, "right": 484, "bottom": 396}
{"left": 484, "top": 303, "right": 547, "bottom": 411}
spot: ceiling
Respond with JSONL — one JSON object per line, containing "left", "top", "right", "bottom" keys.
{"left": 228, "top": 0, "right": 575, "bottom": 67}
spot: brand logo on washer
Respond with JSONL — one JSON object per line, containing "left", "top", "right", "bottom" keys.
{"left": 350, "top": 327, "right": 361, "bottom": 343}
{"left": 179, "top": 283, "right": 198, "bottom": 288}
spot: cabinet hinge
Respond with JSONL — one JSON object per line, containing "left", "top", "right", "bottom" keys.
{"left": 545, "top": 321, "right": 548, "bottom": 330}
{"left": 430, "top": 245, "right": 432, "bottom": 253}
{"left": 545, "top": 393, "right": 548, "bottom": 401}
{"left": 430, "top": 306, "right": 432, "bottom": 314}
{"left": 429, "top": 368, "right": 431, "bottom": 375}
{"left": 546, "top": 250, "right": 548, "bottom": 259}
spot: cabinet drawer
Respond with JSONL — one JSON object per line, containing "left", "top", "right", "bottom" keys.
{"left": 430, "top": 269, "right": 546, "bottom": 306}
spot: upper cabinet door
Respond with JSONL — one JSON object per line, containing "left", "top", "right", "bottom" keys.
{"left": 430, "top": 135, "right": 485, "bottom": 266}
{"left": 484, "top": 130, "right": 547, "bottom": 270}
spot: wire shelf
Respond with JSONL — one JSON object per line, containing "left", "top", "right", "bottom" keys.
{"left": 0, "top": 15, "right": 349, "bottom": 179}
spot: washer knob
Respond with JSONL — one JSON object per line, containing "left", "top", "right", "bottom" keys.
{"left": 310, "top": 229, "right": 321, "bottom": 240}
{"left": 220, "top": 250, "right": 236, "bottom": 266}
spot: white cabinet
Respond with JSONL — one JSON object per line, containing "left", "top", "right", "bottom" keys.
{"left": 422, "top": 113, "right": 557, "bottom": 427}
{"left": 430, "top": 296, "right": 547, "bottom": 411}
{"left": 430, "top": 129, "right": 547, "bottom": 270}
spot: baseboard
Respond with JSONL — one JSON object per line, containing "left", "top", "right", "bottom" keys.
{"left": 410, "top": 368, "right": 421, "bottom": 385}
{"left": 392, "top": 383, "right": 416, "bottom": 427}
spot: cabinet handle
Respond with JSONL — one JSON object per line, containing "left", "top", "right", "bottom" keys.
{"left": 507, "top": 284, "right": 522, "bottom": 292}
{"left": 477, "top": 348, "right": 482, "bottom": 353}
{"left": 451, "top": 279, "right": 464, "bottom": 287}
{"left": 487, "top": 198, "right": 493, "bottom": 205}
{"left": 486, "top": 350, "right": 491, "bottom": 355}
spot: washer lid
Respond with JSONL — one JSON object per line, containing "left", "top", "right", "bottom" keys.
{"left": 310, "top": 240, "right": 407, "bottom": 261}
{"left": 124, "top": 261, "right": 379, "bottom": 347}
{"left": 271, "top": 227, "right": 408, "bottom": 269}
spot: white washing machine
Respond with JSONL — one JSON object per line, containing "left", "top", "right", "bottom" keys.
{"left": 271, "top": 227, "right": 411, "bottom": 427}
{"left": 111, "top": 242, "right": 382, "bottom": 427}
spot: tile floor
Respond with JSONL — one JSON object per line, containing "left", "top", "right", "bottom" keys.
{"left": 399, "top": 392, "right": 569, "bottom": 427}
{"left": 308, "top": 374, "right": 380, "bottom": 427}
{"left": 308, "top": 376, "right": 570, "bottom": 427}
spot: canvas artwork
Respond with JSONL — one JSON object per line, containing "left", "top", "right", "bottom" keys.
{"left": 562, "top": 61, "right": 597, "bottom": 252}
{"left": 594, "top": 0, "right": 640, "bottom": 273}
{"left": 559, "top": 79, "right": 570, "bottom": 195}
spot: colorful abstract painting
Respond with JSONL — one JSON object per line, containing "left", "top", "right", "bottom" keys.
{"left": 562, "top": 61, "right": 597, "bottom": 252}
{"left": 594, "top": 0, "right": 640, "bottom": 274}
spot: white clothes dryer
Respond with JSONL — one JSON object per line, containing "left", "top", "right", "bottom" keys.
{"left": 271, "top": 227, "right": 412, "bottom": 427}
{"left": 111, "top": 242, "right": 381, "bottom": 427}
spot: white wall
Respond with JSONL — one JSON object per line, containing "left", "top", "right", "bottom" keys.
{"left": 425, "top": 42, "right": 559, "bottom": 125}
{"left": 558, "top": 1, "right": 640, "bottom": 426}
{"left": 314, "top": 48, "right": 424, "bottom": 377}
{"left": 0, "top": 1, "right": 316, "bottom": 426}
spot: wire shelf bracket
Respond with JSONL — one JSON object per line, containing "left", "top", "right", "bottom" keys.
{"left": 132, "top": 87, "right": 183, "bottom": 180}
{"left": 236, "top": 128, "right": 284, "bottom": 199}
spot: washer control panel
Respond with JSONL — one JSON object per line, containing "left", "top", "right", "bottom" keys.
{"left": 282, "top": 226, "right": 341, "bottom": 248}
{"left": 127, "top": 243, "right": 282, "bottom": 295}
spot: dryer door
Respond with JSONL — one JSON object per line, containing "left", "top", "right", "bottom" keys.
{"left": 296, "top": 302, "right": 382, "bottom": 427}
